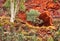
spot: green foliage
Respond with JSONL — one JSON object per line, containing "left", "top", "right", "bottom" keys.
{"left": 20, "top": 0, "right": 26, "bottom": 4}
{"left": 18, "top": 33, "right": 24, "bottom": 41}
{"left": 26, "top": 9, "right": 40, "bottom": 22}
{"left": 4, "top": 0, "right": 10, "bottom": 8}
{"left": 4, "top": 0, "right": 26, "bottom": 11}
{"left": 56, "top": 30, "right": 60, "bottom": 36}
{"left": 14, "top": 0, "right": 16, "bottom": 9}
{"left": 0, "top": 23, "right": 2, "bottom": 27}
{"left": 53, "top": 0, "right": 57, "bottom": 2}
{"left": 0, "top": 26, "right": 4, "bottom": 41}
{"left": 31, "top": 34, "right": 37, "bottom": 41}
{"left": 20, "top": 4, "right": 26, "bottom": 12}
{"left": 54, "top": 25, "right": 60, "bottom": 41}
{"left": 47, "top": 36, "right": 54, "bottom": 41}
{"left": 20, "top": 0, "right": 26, "bottom": 11}
{"left": 39, "top": 38, "right": 42, "bottom": 41}
{"left": 37, "top": 38, "right": 42, "bottom": 41}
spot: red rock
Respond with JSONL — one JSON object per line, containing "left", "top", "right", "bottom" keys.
{"left": 39, "top": 11, "right": 53, "bottom": 26}
{"left": 17, "top": 11, "right": 26, "bottom": 21}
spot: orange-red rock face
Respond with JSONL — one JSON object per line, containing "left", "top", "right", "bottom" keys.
{"left": 18, "top": 0, "right": 60, "bottom": 26}
{"left": 39, "top": 11, "right": 53, "bottom": 26}
{"left": 17, "top": 11, "right": 26, "bottom": 22}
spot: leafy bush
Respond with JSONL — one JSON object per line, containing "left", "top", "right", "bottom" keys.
{"left": 26, "top": 9, "right": 40, "bottom": 22}
{"left": 4, "top": 0, "right": 10, "bottom": 8}
{"left": 20, "top": 0, "right": 26, "bottom": 11}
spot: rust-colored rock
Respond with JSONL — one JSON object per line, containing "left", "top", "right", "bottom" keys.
{"left": 17, "top": 0, "right": 60, "bottom": 26}
{"left": 17, "top": 11, "right": 26, "bottom": 22}
{"left": 39, "top": 11, "right": 53, "bottom": 26}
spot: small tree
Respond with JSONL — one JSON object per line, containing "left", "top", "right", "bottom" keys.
{"left": 10, "top": 0, "right": 14, "bottom": 23}
{"left": 10, "top": 0, "right": 20, "bottom": 23}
